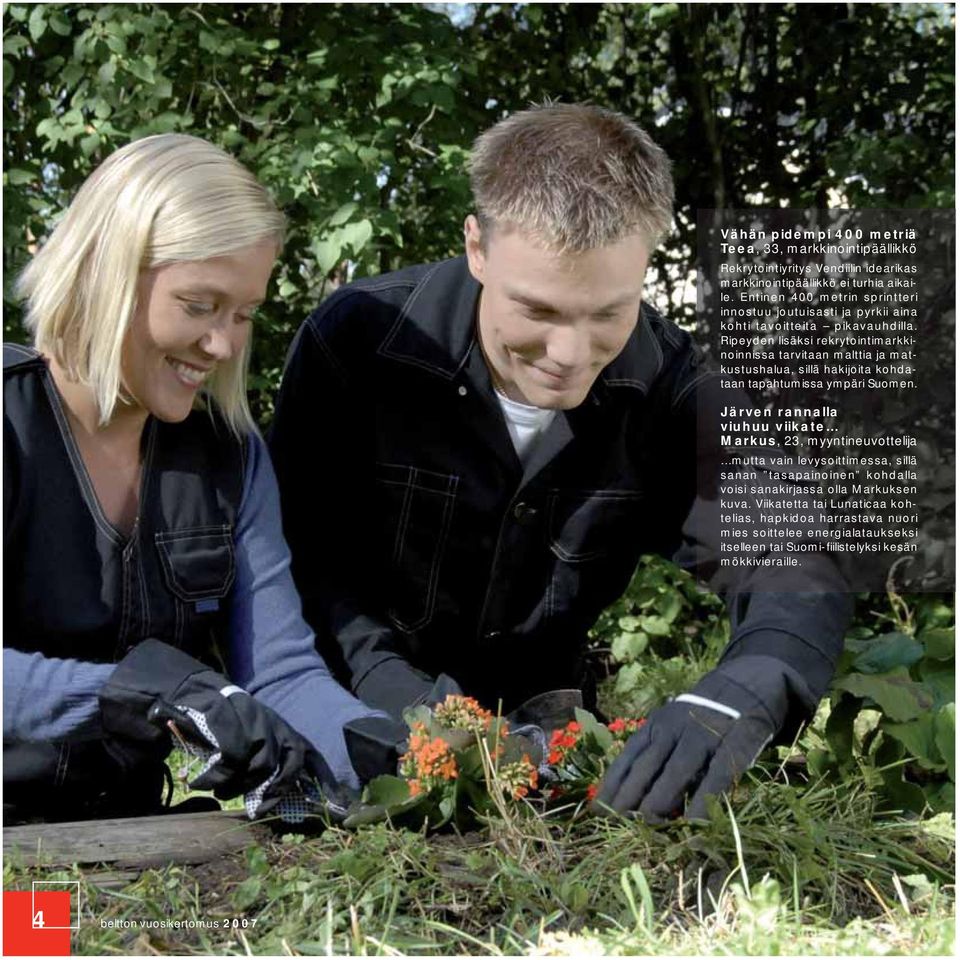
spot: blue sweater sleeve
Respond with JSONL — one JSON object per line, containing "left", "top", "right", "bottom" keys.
{"left": 5, "top": 432, "right": 385, "bottom": 794}
{"left": 3, "top": 648, "right": 112, "bottom": 741}
{"left": 227, "top": 432, "right": 387, "bottom": 790}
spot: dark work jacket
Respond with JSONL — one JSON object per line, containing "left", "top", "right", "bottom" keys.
{"left": 269, "top": 257, "right": 851, "bottom": 721}
{"left": 3, "top": 344, "right": 243, "bottom": 818}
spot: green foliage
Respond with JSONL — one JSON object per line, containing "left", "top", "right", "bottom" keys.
{"left": 4, "top": 4, "right": 954, "bottom": 423}
{"left": 594, "top": 554, "right": 955, "bottom": 815}
{"left": 809, "top": 592, "right": 956, "bottom": 815}
{"left": 591, "top": 554, "right": 729, "bottom": 717}
{"left": 6, "top": 775, "right": 954, "bottom": 955}
{"left": 4, "top": 3, "right": 478, "bottom": 420}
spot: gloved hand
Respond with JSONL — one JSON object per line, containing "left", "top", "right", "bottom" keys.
{"left": 99, "top": 639, "right": 323, "bottom": 813}
{"left": 343, "top": 714, "right": 410, "bottom": 783}
{"left": 416, "top": 673, "right": 465, "bottom": 708}
{"left": 593, "top": 655, "right": 814, "bottom": 822}
{"left": 355, "top": 658, "right": 465, "bottom": 719}
{"left": 342, "top": 673, "right": 465, "bottom": 782}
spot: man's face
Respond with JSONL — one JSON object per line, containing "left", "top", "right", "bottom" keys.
{"left": 465, "top": 217, "right": 650, "bottom": 409}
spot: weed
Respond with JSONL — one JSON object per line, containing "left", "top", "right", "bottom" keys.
{"left": 7, "top": 771, "right": 953, "bottom": 955}
{"left": 5, "top": 569, "right": 953, "bottom": 955}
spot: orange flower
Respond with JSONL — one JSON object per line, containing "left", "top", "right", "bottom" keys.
{"left": 547, "top": 721, "right": 582, "bottom": 766}
{"left": 407, "top": 721, "right": 429, "bottom": 754}
{"left": 439, "top": 756, "right": 458, "bottom": 780}
{"left": 607, "top": 716, "right": 646, "bottom": 742}
{"left": 399, "top": 725, "right": 459, "bottom": 793}
{"left": 418, "top": 738, "right": 458, "bottom": 778}
{"left": 499, "top": 754, "right": 538, "bottom": 801}
{"left": 527, "top": 761, "right": 539, "bottom": 790}
{"left": 586, "top": 783, "right": 599, "bottom": 802}
{"left": 516, "top": 754, "right": 539, "bottom": 797}
{"left": 434, "top": 694, "right": 494, "bottom": 733}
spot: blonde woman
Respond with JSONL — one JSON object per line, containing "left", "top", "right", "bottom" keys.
{"left": 3, "top": 134, "right": 384, "bottom": 822}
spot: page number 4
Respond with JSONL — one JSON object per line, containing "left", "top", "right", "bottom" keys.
{"left": 2, "top": 889, "right": 73, "bottom": 955}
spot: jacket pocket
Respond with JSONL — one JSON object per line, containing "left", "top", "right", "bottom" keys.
{"left": 376, "top": 463, "right": 458, "bottom": 633}
{"left": 545, "top": 489, "right": 646, "bottom": 627}
{"left": 154, "top": 525, "right": 236, "bottom": 601}
{"left": 548, "top": 489, "right": 645, "bottom": 563}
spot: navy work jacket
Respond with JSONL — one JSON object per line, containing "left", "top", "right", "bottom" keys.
{"left": 269, "top": 257, "right": 850, "bottom": 719}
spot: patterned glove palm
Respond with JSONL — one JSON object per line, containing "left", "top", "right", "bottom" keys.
{"left": 146, "top": 693, "right": 313, "bottom": 812}
{"left": 593, "top": 655, "right": 811, "bottom": 822}
{"left": 100, "top": 639, "right": 328, "bottom": 816}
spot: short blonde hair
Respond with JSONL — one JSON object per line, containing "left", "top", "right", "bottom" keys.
{"left": 469, "top": 102, "right": 674, "bottom": 251}
{"left": 16, "top": 133, "right": 285, "bottom": 433}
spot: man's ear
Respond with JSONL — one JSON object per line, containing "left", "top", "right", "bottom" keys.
{"left": 464, "top": 214, "right": 486, "bottom": 282}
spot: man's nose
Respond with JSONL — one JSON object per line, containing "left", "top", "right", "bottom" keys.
{"left": 545, "top": 324, "right": 591, "bottom": 369}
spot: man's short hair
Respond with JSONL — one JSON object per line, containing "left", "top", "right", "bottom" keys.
{"left": 468, "top": 102, "right": 674, "bottom": 251}
{"left": 16, "top": 133, "right": 285, "bottom": 434}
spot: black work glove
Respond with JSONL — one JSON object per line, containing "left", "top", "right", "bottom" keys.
{"left": 355, "top": 658, "right": 464, "bottom": 719}
{"left": 417, "top": 672, "right": 464, "bottom": 707}
{"left": 593, "top": 655, "right": 815, "bottom": 822}
{"left": 99, "top": 639, "right": 324, "bottom": 811}
{"left": 343, "top": 715, "right": 410, "bottom": 783}
{"left": 343, "top": 673, "right": 464, "bottom": 781}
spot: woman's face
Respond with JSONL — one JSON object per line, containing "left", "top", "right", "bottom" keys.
{"left": 120, "top": 240, "right": 276, "bottom": 423}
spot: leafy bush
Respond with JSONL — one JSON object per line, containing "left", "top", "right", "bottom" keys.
{"left": 5, "top": 5, "right": 953, "bottom": 424}
{"left": 591, "top": 555, "right": 729, "bottom": 718}
{"left": 592, "top": 557, "right": 956, "bottom": 816}
{"left": 810, "top": 592, "right": 955, "bottom": 815}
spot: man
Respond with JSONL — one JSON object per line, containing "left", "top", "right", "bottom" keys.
{"left": 269, "top": 103, "right": 851, "bottom": 821}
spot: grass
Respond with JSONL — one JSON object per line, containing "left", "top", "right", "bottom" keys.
{"left": 5, "top": 768, "right": 954, "bottom": 956}
{"left": 157, "top": 747, "right": 243, "bottom": 811}
{"left": 8, "top": 577, "right": 954, "bottom": 954}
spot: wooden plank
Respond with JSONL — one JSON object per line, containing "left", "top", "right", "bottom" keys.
{"left": 3, "top": 810, "right": 269, "bottom": 868}
{"left": 82, "top": 870, "right": 140, "bottom": 890}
